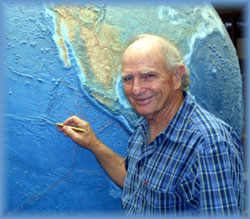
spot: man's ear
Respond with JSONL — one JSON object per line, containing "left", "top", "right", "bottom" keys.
{"left": 173, "top": 65, "right": 185, "bottom": 90}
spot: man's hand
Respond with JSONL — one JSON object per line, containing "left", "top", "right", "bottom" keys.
{"left": 57, "top": 115, "right": 126, "bottom": 187}
{"left": 58, "top": 116, "right": 100, "bottom": 151}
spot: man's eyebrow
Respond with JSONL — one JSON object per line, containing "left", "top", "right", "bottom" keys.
{"left": 121, "top": 72, "right": 131, "bottom": 77}
{"left": 141, "top": 70, "right": 155, "bottom": 74}
{"left": 121, "top": 70, "right": 156, "bottom": 77}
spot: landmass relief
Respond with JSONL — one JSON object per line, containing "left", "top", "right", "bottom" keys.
{"left": 50, "top": 4, "right": 125, "bottom": 108}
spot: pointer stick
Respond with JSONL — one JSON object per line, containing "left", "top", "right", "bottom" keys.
{"left": 54, "top": 123, "right": 86, "bottom": 133}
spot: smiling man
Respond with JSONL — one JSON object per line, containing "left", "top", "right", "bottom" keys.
{"left": 58, "top": 34, "right": 243, "bottom": 216}
{"left": 121, "top": 35, "right": 186, "bottom": 142}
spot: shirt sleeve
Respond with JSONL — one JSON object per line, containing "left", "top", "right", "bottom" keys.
{"left": 197, "top": 141, "right": 243, "bottom": 215}
{"left": 178, "top": 140, "right": 243, "bottom": 216}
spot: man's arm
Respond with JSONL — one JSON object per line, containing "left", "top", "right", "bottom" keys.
{"left": 58, "top": 116, "right": 126, "bottom": 188}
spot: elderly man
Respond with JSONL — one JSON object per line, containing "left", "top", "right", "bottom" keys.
{"left": 58, "top": 34, "right": 243, "bottom": 216}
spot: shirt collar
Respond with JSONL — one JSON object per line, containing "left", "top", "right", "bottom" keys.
{"left": 162, "top": 91, "right": 195, "bottom": 142}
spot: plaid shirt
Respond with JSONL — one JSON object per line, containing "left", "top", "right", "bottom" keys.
{"left": 122, "top": 92, "right": 243, "bottom": 216}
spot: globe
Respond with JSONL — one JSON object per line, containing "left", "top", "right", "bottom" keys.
{"left": 3, "top": 1, "right": 243, "bottom": 215}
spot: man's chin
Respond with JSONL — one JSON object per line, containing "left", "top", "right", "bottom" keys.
{"left": 135, "top": 108, "right": 153, "bottom": 117}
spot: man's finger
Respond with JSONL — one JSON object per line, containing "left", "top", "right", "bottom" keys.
{"left": 63, "top": 126, "right": 81, "bottom": 141}
{"left": 63, "top": 116, "right": 85, "bottom": 129}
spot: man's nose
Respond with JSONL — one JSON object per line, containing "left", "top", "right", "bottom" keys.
{"left": 132, "top": 78, "right": 145, "bottom": 96}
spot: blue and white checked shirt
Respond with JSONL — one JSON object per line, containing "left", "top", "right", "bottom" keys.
{"left": 122, "top": 92, "right": 244, "bottom": 216}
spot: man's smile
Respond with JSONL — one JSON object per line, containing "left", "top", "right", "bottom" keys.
{"left": 132, "top": 95, "right": 154, "bottom": 105}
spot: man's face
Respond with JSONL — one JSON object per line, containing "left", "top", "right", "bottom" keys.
{"left": 121, "top": 39, "right": 179, "bottom": 120}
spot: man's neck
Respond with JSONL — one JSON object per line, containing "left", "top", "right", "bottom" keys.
{"left": 147, "top": 90, "right": 184, "bottom": 142}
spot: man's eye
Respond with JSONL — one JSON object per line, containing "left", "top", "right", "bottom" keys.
{"left": 143, "top": 74, "right": 155, "bottom": 80}
{"left": 123, "top": 76, "right": 133, "bottom": 82}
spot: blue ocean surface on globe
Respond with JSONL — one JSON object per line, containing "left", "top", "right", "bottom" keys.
{"left": 2, "top": 0, "right": 243, "bottom": 216}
